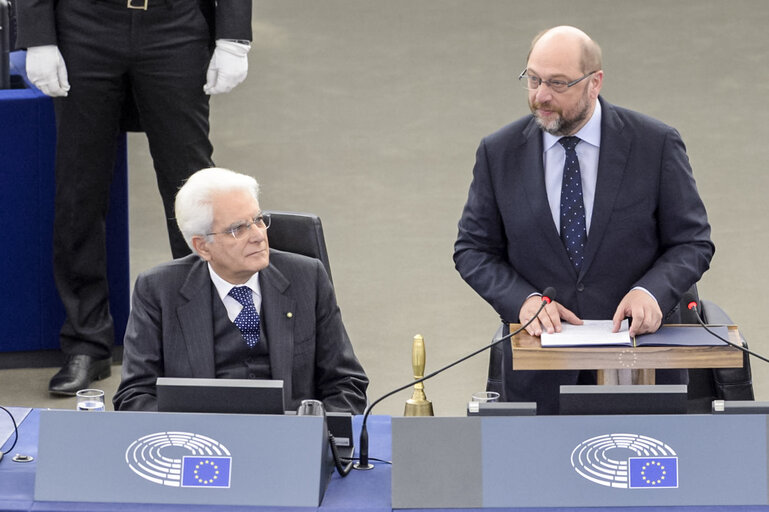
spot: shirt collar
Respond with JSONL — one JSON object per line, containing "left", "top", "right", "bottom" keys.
{"left": 543, "top": 98, "right": 602, "bottom": 151}
{"left": 207, "top": 263, "right": 261, "bottom": 302}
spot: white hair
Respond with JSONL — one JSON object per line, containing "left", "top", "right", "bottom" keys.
{"left": 174, "top": 167, "right": 260, "bottom": 254}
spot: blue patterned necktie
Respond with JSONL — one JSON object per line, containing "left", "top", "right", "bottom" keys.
{"left": 228, "top": 286, "right": 260, "bottom": 347}
{"left": 559, "top": 136, "right": 587, "bottom": 270}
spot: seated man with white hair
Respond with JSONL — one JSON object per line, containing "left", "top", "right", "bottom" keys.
{"left": 113, "top": 168, "right": 368, "bottom": 413}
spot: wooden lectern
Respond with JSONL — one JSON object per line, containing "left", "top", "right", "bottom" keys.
{"left": 509, "top": 324, "right": 744, "bottom": 384}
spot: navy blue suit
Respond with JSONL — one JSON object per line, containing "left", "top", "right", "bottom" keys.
{"left": 454, "top": 97, "right": 714, "bottom": 413}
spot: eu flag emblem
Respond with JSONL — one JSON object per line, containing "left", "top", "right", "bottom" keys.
{"left": 181, "top": 456, "right": 232, "bottom": 488}
{"left": 629, "top": 457, "right": 678, "bottom": 488}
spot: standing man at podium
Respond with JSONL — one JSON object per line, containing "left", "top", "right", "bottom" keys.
{"left": 113, "top": 168, "right": 369, "bottom": 414}
{"left": 14, "top": 0, "right": 252, "bottom": 395}
{"left": 454, "top": 26, "right": 714, "bottom": 414}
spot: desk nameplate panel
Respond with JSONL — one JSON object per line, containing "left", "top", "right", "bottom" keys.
{"left": 393, "top": 415, "right": 769, "bottom": 508}
{"left": 35, "top": 410, "right": 332, "bottom": 507}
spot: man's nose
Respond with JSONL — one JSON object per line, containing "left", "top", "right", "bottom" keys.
{"left": 247, "top": 223, "right": 266, "bottom": 241}
{"left": 533, "top": 85, "right": 552, "bottom": 104}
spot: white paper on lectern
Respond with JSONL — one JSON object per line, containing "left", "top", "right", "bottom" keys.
{"left": 540, "top": 319, "right": 630, "bottom": 347}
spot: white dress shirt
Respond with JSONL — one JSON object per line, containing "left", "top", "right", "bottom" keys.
{"left": 207, "top": 264, "right": 262, "bottom": 322}
{"left": 542, "top": 99, "right": 602, "bottom": 234}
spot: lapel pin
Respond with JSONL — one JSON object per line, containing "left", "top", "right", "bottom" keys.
{"left": 286, "top": 312, "right": 293, "bottom": 318}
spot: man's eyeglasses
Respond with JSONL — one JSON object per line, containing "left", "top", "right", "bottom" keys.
{"left": 518, "top": 69, "right": 598, "bottom": 93}
{"left": 207, "top": 214, "right": 271, "bottom": 240}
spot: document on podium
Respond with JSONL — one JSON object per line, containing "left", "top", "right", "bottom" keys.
{"left": 540, "top": 320, "right": 730, "bottom": 348}
{"left": 540, "top": 320, "right": 630, "bottom": 347}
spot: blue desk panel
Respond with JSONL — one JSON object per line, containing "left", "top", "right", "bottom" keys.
{"left": 2, "top": 410, "right": 769, "bottom": 511}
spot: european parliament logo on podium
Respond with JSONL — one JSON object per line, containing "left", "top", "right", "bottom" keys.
{"left": 570, "top": 432, "right": 679, "bottom": 490}
{"left": 628, "top": 457, "right": 678, "bottom": 488}
{"left": 125, "top": 431, "right": 233, "bottom": 488}
{"left": 181, "top": 456, "right": 232, "bottom": 488}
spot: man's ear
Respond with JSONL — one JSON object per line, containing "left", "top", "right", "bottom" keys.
{"left": 192, "top": 235, "right": 211, "bottom": 261}
{"left": 589, "top": 70, "right": 603, "bottom": 99}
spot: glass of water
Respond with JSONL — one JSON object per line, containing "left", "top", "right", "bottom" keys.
{"left": 471, "top": 391, "right": 500, "bottom": 403}
{"left": 76, "top": 389, "right": 105, "bottom": 412}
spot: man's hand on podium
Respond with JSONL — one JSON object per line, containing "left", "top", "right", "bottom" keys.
{"left": 612, "top": 289, "right": 662, "bottom": 337}
{"left": 520, "top": 295, "right": 582, "bottom": 336}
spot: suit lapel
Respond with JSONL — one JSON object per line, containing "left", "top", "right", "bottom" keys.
{"left": 259, "top": 262, "right": 296, "bottom": 399}
{"left": 177, "top": 258, "right": 217, "bottom": 377}
{"left": 580, "top": 98, "right": 630, "bottom": 278}
{"left": 519, "top": 119, "right": 576, "bottom": 271}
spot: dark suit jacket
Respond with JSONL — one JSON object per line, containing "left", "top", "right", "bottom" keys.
{"left": 454, "top": 97, "right": 714, "bottom": 325}
{"left": 14, "top": 0, "right": 252, "bottom": 48}
{"left": 113, "top": 250, "right": 369, "bottom": 414}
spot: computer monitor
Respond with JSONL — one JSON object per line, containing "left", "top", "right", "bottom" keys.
{"left": 156, "top": 377, "right": 285, "bottom": 415}
{"left": 559, "top": 384, "right": 688, "bottom": 415}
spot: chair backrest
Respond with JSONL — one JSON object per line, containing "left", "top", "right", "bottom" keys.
{"left": 263, "top": 210, "right": 333, "bottom": 283}
{"left": 685, "top": 284, "right": 754, "bottom": 409}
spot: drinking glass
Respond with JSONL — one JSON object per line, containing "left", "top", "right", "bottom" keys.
{"left": 471, "top": 391, "right": 500, "bottom": 403}
{"left": 76, "top": 389, "right": 105, "bottom": 412}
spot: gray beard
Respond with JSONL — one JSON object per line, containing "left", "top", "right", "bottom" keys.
{"left": 532, "top": 90, "right": 592, "bottom": 136}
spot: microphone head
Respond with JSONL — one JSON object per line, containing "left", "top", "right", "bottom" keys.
{"left": 541, "top": 287, "right": 556, "bottom": 304}
{"left": 681, "top": 292, "right": 698, "bottom": 311}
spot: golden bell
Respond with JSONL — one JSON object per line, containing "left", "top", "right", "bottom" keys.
{"left": 404, "top": 334, "right": 434, "bottom": 416}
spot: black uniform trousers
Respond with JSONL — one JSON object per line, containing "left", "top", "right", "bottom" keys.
{"left": 52, "top": 0, "right": 214, "bottom": 358}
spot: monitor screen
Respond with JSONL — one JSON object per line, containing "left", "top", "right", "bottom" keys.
{"left": 156, "top": 377, "right": 285, "bottom": 415}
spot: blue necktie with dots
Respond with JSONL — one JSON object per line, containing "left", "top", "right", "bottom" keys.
{"left": 229, "top": 286, "right": 260, "bottom": 347}
{"left": 559, "top": 136, "right": 587, "bottom": 270}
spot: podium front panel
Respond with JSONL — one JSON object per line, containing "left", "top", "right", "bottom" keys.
{"left": 393, "top": 415, "right": 769, "bottom": 508}
{"left": 392, "top": 417, "right": 483, "bottom": 508}
{"left": 35, "top": 410, "right": 332, "bottom": 507}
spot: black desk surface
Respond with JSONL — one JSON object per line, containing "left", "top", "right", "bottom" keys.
{"left": 2, "top": 409, "right": 769, "bottom": 512}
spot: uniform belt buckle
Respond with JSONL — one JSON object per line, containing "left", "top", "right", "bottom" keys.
{"left": 126, "top": 0, "right": 148, "bottom": 10}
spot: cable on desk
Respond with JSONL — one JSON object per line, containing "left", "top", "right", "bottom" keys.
{"left": 0, "top": 405, "right": 19, "bottom": 463}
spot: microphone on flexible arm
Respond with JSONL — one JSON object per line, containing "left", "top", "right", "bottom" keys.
{"left": 353, "top": 287, "right": 556, "bottom": 470}
{"left": 541, "top": 286, "right": 556, "bottom": 306}
{"left": 682, "top": 292, "right": 769, "bottom": 364}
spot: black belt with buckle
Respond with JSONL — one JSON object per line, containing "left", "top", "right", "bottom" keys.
{"left": 96, "top": 0, "right": 166, "bottom": 11}
{"left": 126, "top": 0, "right": 148, "bottom": 9}
{"left": 125, "top": 0, "right": 148, "bottom": 9}
{"left": 97, "top": 0, "right": 187, "bottom": 12}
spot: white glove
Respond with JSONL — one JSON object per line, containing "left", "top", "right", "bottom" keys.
{"left": 26, "top": 45, "right": 70, "bottom": 97}
{"left": 204, "top": 39, "right": 251, "bottom": 95}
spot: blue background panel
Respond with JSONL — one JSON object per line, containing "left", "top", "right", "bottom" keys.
{"left": 0, "top": 51, "right": 129, "bottom": 356}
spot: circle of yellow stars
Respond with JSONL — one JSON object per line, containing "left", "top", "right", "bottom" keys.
{"left": 193, "top": 459, "right": 221, "bottom": 485}
{"left": 640, "top": 460, "right": 668, "bottom": 485}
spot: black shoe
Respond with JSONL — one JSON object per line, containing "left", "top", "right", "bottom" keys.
{"left": 49, "top": 354, "right": 112, "bottom": 396}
